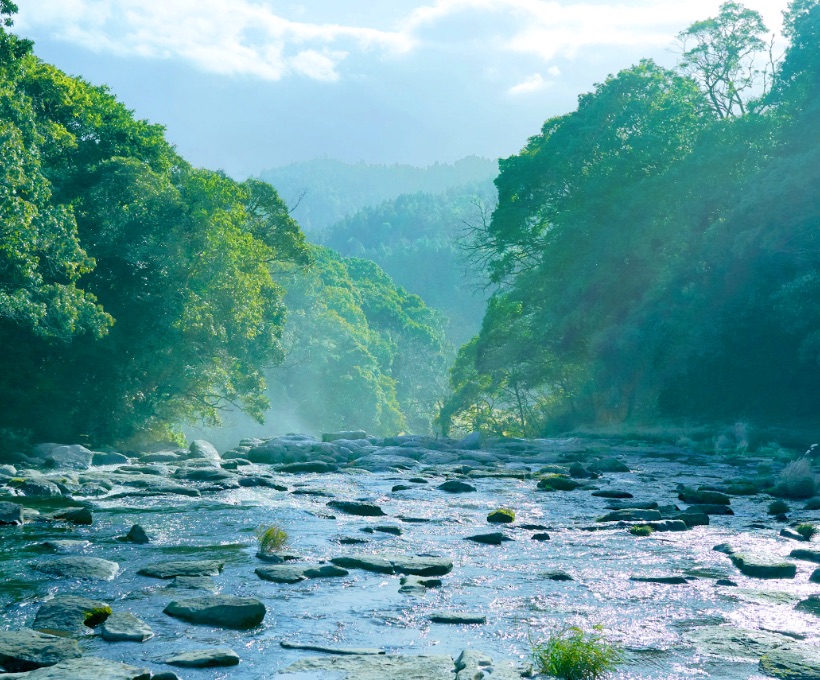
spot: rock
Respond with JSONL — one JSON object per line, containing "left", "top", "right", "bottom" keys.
{"left": 238, "top": 476, "right": 288, "bottom": 490}
{"left": 398, "top": 575, "right": 442, "bottom": 594}
{"left": 120, "top": 524, "right": 150, "bottom": 544}
{"left": 729, "top": 553, "right": 797, "bottom": 579}
{"left": 811, "top": 568, "right": 820, "bottom": 584}
{"left": 796, "top": 595, "right": 820, "bottom": 616}
{"left": 537, "top": 475, "right": 580, "bottom": 491}
{"left": 542, "top": 569, "right": 572, "bottom": 581}
{"left": 330, "top": 555, "right": 395, "bottom": 574}
{"left": 678, "top": 489, "right": 731, "bottom": 505}
{"left": 91, "top": 451, "right": 129, "bottom": 466}
{"left": 676, "top": 512, "right": 710, "bottom": 527}
{"left": 33, "top": 444, "right": 94, "bottom": 471}
{"left": 372, "top": 525, "right": 402, "bottom": 535}
{"left": 685, "top": 503, "right": 734, "bottom": 515}
{"left": 327, "top": 500, "right": 386, "bottom": 516}
{"left": 458, "top": 432, "right": 482, "bottom": 450}
{"left": 790, "top": 548, "right": 820, "bottom": 563}
{"left": 437, "top": 480, "right": 477, "bottom": 493}
{"left": 189, "top": 439, "right": 220, "bottom": 460}
{"left": 392, "top": 484, "right": 412, "bottom": 492}
{"left": 760, "top": 644, "right": 820, "bottom": 679}
{"left": 0, "top": 629, "right": 81, "bottom": 672}
{"left": 430, "top": 612, "right": 486, "bottom": 624}
{"left": 165, "top": 648, "right": 240, "bottom": 668}
{"left": 597, "top": 509, "right": 662, "bottom": 522}
{"left": 50, "top": 507, "right": 92, "bottom": 525}
{"left": 716, "top": 579, "right": 738, "bottom": 586}
{"left": 139, "top": 452, "right": 181, "bottom": 463}
{"left": 685, "top": 626, "right": 791, "bottom": 660}
{"left": 278, "top": 461, "right": 338, "bottom": 473}
{"left": 99, "top": 612, "right": 153, "bottom": 642}
{"left": 465, "top": 532, "right": 512, "bottom": 545}
{"left": 280, "top": 654, "right": 455, "bottom": 679}
{"left": 532, "top": 532, "right": 551, "bottom": 541}
{"left": 630, "top": 575, "right": 689, "bottom": 585}
{"left": 137, "top": 559, "right": 224, "bottom": 579}
{"left": 33, "top": 557, "right": 119, "bottom": 581}
{"left": 454, "top": 649, "right": 492, "bottom": 678}
{"left": 323, "top": 431, "right": 368, "bottom": 442}
{"left": 163, "top": 595, "right": 265, "bottom": 629}
{"left": 0, "top": 657, "right": 151, "bottom": 679}
{"left": 606, "top": 500, "right": 658, "bottom": 510}
{"left": 166, "top": 575, "right": 218, "bottom": 593}
{"left": 151, "top": 674, "right": 181, "bottom": 680}
{"left": 39, "top": 540, "right": 90, "bottom": 553}
{"left": 589, "top": 458, "right": 630, "bottom": 473}
{"left": 33, "top": 596, "right": 112, "bottom": 636}
{"left": 781, "top": 527, "right": 810, "bottom": 541}
{"left": 280, "top": 641, "right": 384, "bottom": 655}
{"left": 255, "top": 564, "right": 348, "bottom": 583}
{"left": 645, "top": 519, "right": 689, "bottom": 532}
{"left": 713, "top": 543, "right": 735, "bottom": 554}
{"left": 17, "top": 478, "right": 62, "bottom": 498}
{"left": 591, "top": 490, "right": 633, "bottom": 499}
{"left": 330, "top": 554, "right": 453, "bottom": 576}
{"left": 487, "top": 508, "right": 515, "bottom": 524}
{"left": 0, "top": 500, "right": 25, "bottom": 525}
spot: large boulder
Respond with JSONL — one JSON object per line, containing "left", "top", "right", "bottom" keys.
{"left": 0, "top": 501, "right": 25, "bottom": 525}
{"left": 163, "top": 596, "right": 266, "bottom": 629}
{"left": 322, "top": 431, "right": 367, "bottom": 442}
{"left": 729, "top": 553, "right": 797, "bottom": 579}
{"left": 33, "top": 557, "right": 119, "bottom": 581}
{"left": 100, "top": 612, "right": 154, "bottom": 642}
{"left": 0, "top": 657, "right": 151, "bottom": 679}
{"left": 189, "top": 440, "right": 220, "bottom": 460}
{"left": 32, "top": 444, "right": 94, "bottom": 471}
{"left": 0, "top": 629, "right": 81, "bottom": 672}
{"left": 32, "top": 596, "right": 112, "bottom": 636}
{"left": 760, "top": 644, "right": 820, "bottom": 679}
{"left": 165, "top": 648, "right": 240, "bottom": 668}
{"left": 137, "top": 559, "right": 224, "bottom": 579}
{"left": 327, "top": 500, "right": 385, "bottom": 516}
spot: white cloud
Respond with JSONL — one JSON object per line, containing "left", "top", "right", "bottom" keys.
{"left": 16, "top": 0, "right": 790, "bottom": 83}
{"left": 509, "top": 72, "right": 549, "bottom": 95}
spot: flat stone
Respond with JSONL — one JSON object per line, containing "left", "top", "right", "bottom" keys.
{"left": 0, "top": 657, "right": 150, "bottom": 679}
{"left": 0, "top": 629, "right": 81, "bottom": 672}
{"left": 389, "top": 556, "right": 453, "bottom": 577}
{"left": 398, "top": 575, "right": 442, "bottom": 594}
{"left": 678, "top": 489, "right": 731, "bottom": 505}
{"left": 430, "top": 612, "right": 486, "bottom": 624}
{"left": 280, "top": 641, "right": 384, "bottom": 655}
{"left": 39, "top": 540, "right": 90, "bottom": 553}
{"left": 685, "top": 626, "right": 791, "bottom": 660}
{"left": 166, "top": 575, "right": 218, "bottom": 593}
{"left": 0, "top": 501, "right": 25, "bottom": 525}
{"left": 543, "top": 569, "right": 573, "bottom": 581}
{"left": 48, "top": 507, "right": 92, "bottom": 525}
{"left": 280, "top": 654, "right": 454, "bottom": 679}
{"left": 597, "top": 509, "right": 662, "bottom": 522}
{"left": 32, "top": 596, "right": 112, "bottom": 637}
{"left": 33, "top": 557, "right": 119, "bottom": 581}
{"left": 685, "top": 503, "right": 734, "bottom": 515}
{"left": 760, "top": 643, "right": 820, "bottom": 679}
{"left": 165, "top": 648, "right": 240, "bottom": 668}
{"left": 781, "top": 528, "right": 810, "bottom": 541}
{"left": 278, "top": 461, "right": 338, "bottom": 473}
{"left": 330, "top": 555, "right": 396, "bottom": 574}
{"left": 163, "top": 595, "right": 265, "bottom": 629}
{"left": 532, "top": 532, "right": 551, "bottom": 541}
{"left": 796, "top": 595, "right": 820, "bottom": 616}
{"left": 591, "top": 490, "right": 633, "bottom": 499}
{"left": 100, "top": 612, "right": 154, "bottom": 642}
{"left": 790, "top": 548, "right": 820, "bottom": 563}
{"left": 630, "top": 575, "right": 689, "bottom": 585}
{"left": 92, "top": 451, "right": 129, "bottom": 466}
{"left": 645, "top": 519, "right": 689, "bottom": 532}
{"left": 238, "top": 476, "right": 288, "bottom": 490}
{"left": 437, "top": 480, "right": 476, "bottom": 493}
{"left": 713, "top": 543, "right": 735, "bottom": 554}
{"left": 465, "top": 532, "right": 512, "bottom": 545}
{"left": 137, "top": 559, "right": 224, "bottom": 579}
{"left": 327, "top": 500, "right": 386, "bottom": 516}
{"left": 730, "top": 553, "right": 797, "bottom": 579}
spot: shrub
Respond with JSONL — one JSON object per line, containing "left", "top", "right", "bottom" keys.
{"left": 256, "top": 525, "right": 288, "bottom": 553}
{"left": 629, "top": 525, "right": 654, "bottom": 537}
{"left": 805, "top": 498, "right": 820, "bottom": 511}
{"left": 796, "top": 523, "right": 817, "bottom": 540}
{"left": 532, "top": 625, "right": 623, "bottom": 680}
{"left": 768, "top": 499, "right": 790, "bottom": 515}
{"left": 773, "top": 458, "right": 817, "bottom": 499}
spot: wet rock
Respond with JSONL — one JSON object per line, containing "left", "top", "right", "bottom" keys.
{"left": 137, "top": 559, "right": 224, "bottom": 579}
{"left": 606, "top": 500, "right": 658, "bottom": 510}
{"left": 165, "top": 648, "right": 240, "bottom": 668}
{"left": 487, "top": 508, "right": 515, "bottom": 524}
{"left": 33, "top": 557, "right": 119, "bottom": 581}
{"left": 256, "top": 563, "right": 348, "bottom": 583}
{"left": 174, "top": 467, "right": 233, "bottom": 482}
{"left": 796, "top": 594, "right": 820, "bottom": 616}
{"left": 32, "top": 444, "right": 94, "bottom": 471}
{"left": 330, "top": 554, "right": 452, "bottom": 576}
{"left": 458, "top": 432, "right": 482, "bottom": 450}
{"left": 361, "top": 525, "right": 402, "bottom": 535}
{"left": 166, "top": 575, "right": 218, "bottom": 593}
{"left": 327, "top": 500, "right": 386, "bottom": 516}
{"left": 0, "top": 500, "right": 24, "bottom": 525}
{"left": 0, "top": 656, "right": 151, "bottom": 679}
{"left": 532, "top": 532, "right": 551, "bottom": 541}
{"left": 465, "top": 532, "right": 512, "bottom": 545}
{"left": 163, "top": 595, "right": 265, "bottom": 629}
{"left": 589, "top": 458, "right": 630, "bottom": 473}
{"left": 713, "top": 543, "right": 735, "bottom": 554}
{"left": 716, "top": 578, "right": 738, "bottom": 586}
{"left": 151, "top": 674, "right": 181, "bottom": 680}
{"left": 280, "top": 654, "right": 455, "bottom": 679}
{"left": 781, "top": 527, "right": 810, "bottom": 541}
{"left": 100, "top": 612, "right": 154, "bottom": 642}
{"left": 189, "top": 440, "right": 220, "bottom": 461}
{"left": 139, "top": 452, "right": 181, "bottom": 463}
{"left": 437, "top": 480, "right": 477, "bottom": 493}
{"left": 790, "top": 548, "right": 820, "bottom": 563}
{"left": 91, "top": 451, "right": 129, "bottom": 466}
{"left": 238, "top": 476, "right": 287, "bottom": 490}
{"left": 16, "top": 478, "right": 62, "bottom": 498}
{"left": 0, "top": 629, "right": 81, "bottom": 671}
{"left": 520, "top": 523, "right": 549, "bottom": 530}
{"left": 392, "top": 484, "right": 413, "bottom": 492}
{"left": 537, "top": 475, "right": 580, "bottom": 491}
{"left": 39, "top": 540, "right": 89, "bottom": 553}
{"left": 280, "top": 641, "right": 384, "bottom": 655}
{"left": 398, "top": 574, "right": 442, "bottom": 594}
{"left": 323, "top": 431, "right": 368, "bottom": 442}
{"left": 645, "top": 519, "right": 689, "bottom": 532}
{"left": 811, "top": 568, "right": 820, "bottom": 584}
{"left": 760, "top": 644, "right": 820, "bottom": 679}
{"left": 542, "top": 569, "right": 572, "bottom": 581}
{"left": 597, "top": 509, "right": 662, "bottom": 523}
{"left": 685, "top": 626, "right": 791, "bottom": 659}
{"left": 118, "top": 524, "right": 150, "bottom": 544}
{"left": 49, "top": 507, "right": 92, "bottom": 525}
{"left": 676, "top": 512, "right": 710, "bottom": 527}
{"left": 591, "top": 490, "right": 633, "bottom": 499}
{"left": 278, "top": 461, "right": 338, "bottom": 473}
{"left": 677, "top": 488, "right": 731, "bottom": 505}
{"left": 33, "top": 595, "right": 112, "bottom": 636}
{"left": 729, "top": 553, "right": 796, "bottom": 579}
{"left": 430, "top": 612, "right": 486, "bottom": 624}
{"left": 630, "top": 575, "right": 689, "bottom": 585}
{"left": 685, "top": 503, "right": 734, "bottom": 515}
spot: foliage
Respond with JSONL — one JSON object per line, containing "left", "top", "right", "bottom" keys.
{"left": 768, "top": 499, "right": 790, "bottom": 515}
{"left": 531, "top": 625, "right": 623, "bottom": 680}
{"left": 796, "top": 523, "right": 817, "bottom": 540}
{"left": 256, "top": 525, "right": 288, "bottom": 553}
{"left": 773, "top": 458, "right": 817, "bottom": 499}
{"left": 629, "top": 525, "right": 654, "bottom": 537}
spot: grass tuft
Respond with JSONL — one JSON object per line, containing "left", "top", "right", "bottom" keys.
{"left": 629, "top": 525, "right": 654, "bottom": 537}
{"left": 796, "top": 523, "right": 817, "bottom": 540}
{"left": 532, "top": 625, "right": 623, "bottom": 680}
{"left": 256, "top": 525, "right": 288, "bottom": 553}
{"left": 768, "top": 499, "right": 790, "bottom": 515}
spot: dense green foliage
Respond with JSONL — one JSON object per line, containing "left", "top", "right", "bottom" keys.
{"left": 443, "top": 1, "right": 820, "bottom": 437}
{"left": 267, "top": 245, "right": 448, "bottom": 435}
{"left": 0, "top": 13, "right": 312, "bottom": 445}
{"left": 259, "top": 156, "right": 497, "bottom": 232}
{"left": 320, "top": 182, "right": 494, "bottom": 346}
{"left": 531, "top": 626, "right": 623, "bottom": 680}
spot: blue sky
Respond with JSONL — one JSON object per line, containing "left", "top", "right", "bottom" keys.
{"left": 15, "top": 0, "right": 790, "bottom": 177}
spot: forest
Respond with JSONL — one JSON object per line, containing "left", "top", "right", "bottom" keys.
{"left": 2, "top": 0, "right": 820, "bottom": 448}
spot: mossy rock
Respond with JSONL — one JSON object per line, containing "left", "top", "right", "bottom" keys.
{"left": 487, "top": 508, "right": 515, "bottom": 524}
{"left": 537, "top": 475, "right": 580, "bottom": 492}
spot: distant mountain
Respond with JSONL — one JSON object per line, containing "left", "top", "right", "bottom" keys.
{"left": 259, "top": 156, "right": 498, "bottom": 232}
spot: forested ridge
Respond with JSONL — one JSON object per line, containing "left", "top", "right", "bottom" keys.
{"left": 443, "top": 0, "right": 820, "bottom": 438}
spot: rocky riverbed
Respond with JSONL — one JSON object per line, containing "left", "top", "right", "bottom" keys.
{"left": 1, "top": 434, "right": 820, "bottom": 679}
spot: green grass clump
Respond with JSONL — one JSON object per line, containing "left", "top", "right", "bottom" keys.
{"left": 768, "top": 499, "right": 790, "bottom": 515}
{"left": 629, "top": 525, "right": 654, "bottom": 537}
{"left": 256, "top": 525, "right": 288, "bottom": 553}
{"left": 532, "top": 625, "right": 623, "bottom": 680}
{"left": 796, "top": 523, "right": 817, "bottom": 540}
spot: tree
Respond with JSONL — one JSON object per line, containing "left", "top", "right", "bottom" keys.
{"left": 676, "top": 1, "right": 770, "bottom": 118}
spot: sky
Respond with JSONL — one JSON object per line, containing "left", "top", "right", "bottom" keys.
{"left": 14, "top": 0, "right": 791, "bottom": 178}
